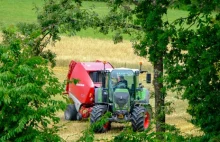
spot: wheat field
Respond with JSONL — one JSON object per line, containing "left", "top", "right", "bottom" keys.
{"left": 46, "top": 36, "right": 152, "bottom": 70}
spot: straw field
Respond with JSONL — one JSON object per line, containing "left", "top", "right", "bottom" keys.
{"left": 46, "top": 36, "right": 152, "bottom": 70}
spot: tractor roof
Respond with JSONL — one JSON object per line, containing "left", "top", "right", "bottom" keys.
{"left": 107, "top": 68, "right": 140, "bottom": 73}
{"left": 80, "top": 61, "right": 113, "bottom": 71}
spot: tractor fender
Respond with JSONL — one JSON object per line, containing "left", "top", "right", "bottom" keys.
{"left": 135, "top": 88, "right": 150, "bottom": 104}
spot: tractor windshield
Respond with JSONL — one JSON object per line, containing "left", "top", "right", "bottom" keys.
{"left": 110, "top": 70, "right": 134, "bottom": 90}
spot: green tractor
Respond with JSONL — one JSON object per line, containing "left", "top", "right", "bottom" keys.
{"left": 90, "top": 67, "right": 152, "bottom": 132}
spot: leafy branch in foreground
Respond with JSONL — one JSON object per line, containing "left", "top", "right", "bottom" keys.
{"left": 0, "top": 24, "right": 66, "bottom": 142}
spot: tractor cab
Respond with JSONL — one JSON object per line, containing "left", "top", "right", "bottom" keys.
{"left": 109, "top": 69, "right": 137, "bottom": 90}
{"left": 100, "top": 68, "right": 148, "bottom": 104}
{"left": 105, "top": 68, "right": 139, "bottom": 102}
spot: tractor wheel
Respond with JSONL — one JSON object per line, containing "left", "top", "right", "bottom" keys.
{"left": 90, "top": 105, "right": 111, "bottom": 133}
{"left": 64, "top": 104, "right": 77, "bottom": 120}
{"left": 131, "top": 106, "right": 151, "bottom": 132}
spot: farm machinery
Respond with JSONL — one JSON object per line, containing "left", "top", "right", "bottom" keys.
{"left": 64, "top": 60, "right": 113, "bottom": 120}
{"left": 64, "top": 60, "right": 152, "bottom": 132}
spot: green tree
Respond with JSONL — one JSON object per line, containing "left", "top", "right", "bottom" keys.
{"left": 0, "top": 26, "right": 66, "bottom": 141}
{"left": 165, "top": 0, "right": 220, "bottom": 140}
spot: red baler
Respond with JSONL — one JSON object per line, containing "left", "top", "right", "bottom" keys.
{"left": 64, "top": 60, "right": 113, "bottom": 120}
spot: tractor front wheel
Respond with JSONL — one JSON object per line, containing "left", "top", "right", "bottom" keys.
{"left": 131, "top": 106, "right": 151, "bottom": 132}
{"left": 90, "top": 105, "right": 111, "bottom": 133}
{"left": 64, "top": 104, "right": 77, "bottom": 120}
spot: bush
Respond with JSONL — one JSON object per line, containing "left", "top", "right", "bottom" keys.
{"left": 0, "top": 26, "right": 66, "bottom": 141}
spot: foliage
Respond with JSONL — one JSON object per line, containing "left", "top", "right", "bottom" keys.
{"left": 113, "top": 123, "right": 189, "bottom": 142}
{"left": 82, "top": 0, "right": 108, "bottom": 2}
{"left": 76, "top": 112, "right": 111, "bottom": 142}
{"left": 0, "top": 26, "right": 66, "bottom": 141}
{"left": 164, "top": 0, "right": 220, "bottom": 140}
{"left": 37, "top": 0, "right": 100, "bottom": 39}
{"left": 76, "top": 127, "right": 94, "bottom": 142}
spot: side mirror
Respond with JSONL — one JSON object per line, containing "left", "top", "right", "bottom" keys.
{"left": 146, "top": 73, "right": 151, "bottom": 83}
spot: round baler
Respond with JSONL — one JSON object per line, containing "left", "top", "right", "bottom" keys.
{"left": 64, "top": 60, "right": 114, "bottom": 120}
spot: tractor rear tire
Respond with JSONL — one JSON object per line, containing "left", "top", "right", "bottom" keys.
{"left": 90, "top": 105, "right": 111, "bottom": 133}
{"left": 64, "top": 104, "right": 77, "bottom": 120}
{"left": 131, "top": 106, "right": 151, "bottom": 132}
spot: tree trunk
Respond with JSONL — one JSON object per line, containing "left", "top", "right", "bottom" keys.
{"left": 153, "top": 56, "right": 165, "bottom": 140}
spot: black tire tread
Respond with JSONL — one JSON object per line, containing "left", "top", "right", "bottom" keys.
{"left": 90, "top": 105, "right": 109, "bottom": 133}
{"left": 64, "top": 104, "right": 77, "bottom": 120}
{"left": 131, "top": 106, "right": 151, "bottom": 132}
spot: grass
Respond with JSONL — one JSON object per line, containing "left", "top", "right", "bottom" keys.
{"left": 0, "top": 0, "right": 190, "bottom": 40}
{"left": 0, "top": 0, "right": 44, "bottom": 28}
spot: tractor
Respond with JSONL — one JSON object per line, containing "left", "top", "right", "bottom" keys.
{"left": 90, "top": 63, "right": 152, "bottom": 132}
